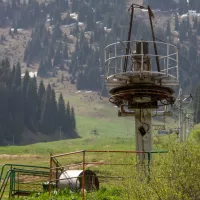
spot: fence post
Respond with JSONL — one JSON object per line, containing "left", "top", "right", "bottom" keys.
{"left": 82, "top": 150, "right": 86, "bottom": 200}
{"left": 49, "top": 153, "right": 53, "bottom": 196}
{"left": 9, "top": 166, "right": 13, "bottom": 198}
{"left": 147, "top": 152, "right": 151, "bottom": 182}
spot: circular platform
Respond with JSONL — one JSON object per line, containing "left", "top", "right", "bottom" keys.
{"left": 109, "top": 84, "right": 175, "bottom": 108}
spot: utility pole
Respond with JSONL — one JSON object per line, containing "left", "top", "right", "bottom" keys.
{"left": 175, "top": 89, "right": 193, "bottom": 142}
{"left": 185, "top": 113, "right": 194, "bottom": 139}
{"left": 183, "top": 111, "right": 187, "bottom": 142}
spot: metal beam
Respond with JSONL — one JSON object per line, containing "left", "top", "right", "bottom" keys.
{"left": 148, "top": 6, "right": 161, "bottom": 72}
{"left": 123, "top": 5, "right": 134, "bottom": 72}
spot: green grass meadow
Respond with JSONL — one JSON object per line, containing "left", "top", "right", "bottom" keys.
{"left": 0, "top": 93, "right": 198, "bottom": 200}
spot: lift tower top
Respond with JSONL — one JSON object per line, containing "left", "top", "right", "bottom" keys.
{"left": 104, "top": 4, "right": 179, "bottom": 164}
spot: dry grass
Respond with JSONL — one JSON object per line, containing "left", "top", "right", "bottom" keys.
{"left": 0, "top": 28, "right": 32, "bottom": 69}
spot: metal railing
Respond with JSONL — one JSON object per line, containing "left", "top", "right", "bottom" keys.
{"left": 0, "top": 164, "right": 50, "bottom": 199}
{"left": 104, "top": 40, "right": 179, "bottom": 82}
{"left": 49, "top": 150, "right": 168, "bottom": 200}
{"left": 0, "top": 170, "right": 12, "bottom": 199}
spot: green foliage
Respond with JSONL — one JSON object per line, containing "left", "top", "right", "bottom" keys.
{"left": 85, "top": 187, "right": 123, "bottom": 200}
{"left": 15, "top": 189, "right": 81, "bottom": 200}
{"left": 11, "top": 140, "right": 200, "bottom": 200}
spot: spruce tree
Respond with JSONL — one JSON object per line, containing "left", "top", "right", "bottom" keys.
{"left": 175, "top": 14, "right": 179, "bottom": 31}
{"left": 38, "top": 80, "right": 45, "bottom": 100}
{"left": 53, "top": 46, "right": 62, "bottom": 66}
{"left": 63, "top": 44, "right": 69, "bottom": 59}
{"left": 57, "top": 93, "right": 66, "bottom": 130}
{"left": 37, "top": 80, "right": 45, "bottom": 121}
{"left": 38, "top": 60, "right": 47, "bottom": 77}
{"left": 50, "top": 88, "right": 57, "bottom": 133}
{"left": 179, "top": 0, "right": 188, "bottom": 15}
{"left": 70, "top": 106, "right": 76, "bottom": 131}
{"left": 40, "top": 84, "right": 52, "bottom": 134}
{"left": 25, "top": 76, "right": 37, "bottom": 131}
{"left": 22, "top": 70, "right": 30, "bottom": 99}
{"left": 14, "top": 62, "right": 21, "bottom": 87}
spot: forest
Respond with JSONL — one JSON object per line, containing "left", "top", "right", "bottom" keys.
{"left": 0, "top": 59, "right": 77, "bottom": 145}
{"left": 0, "top": 0, "right": 200, "bottom": 142}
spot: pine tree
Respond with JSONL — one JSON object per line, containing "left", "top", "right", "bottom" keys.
{"left": 22, "top": 70, "right": 30, "bottom": 99}
{"left": 40, "top": 84, "right": 52, "bottom": 134}
{"left": 25, "top": 76, "right": 37, "bottom": 131}
{"left": 38, "top": 80, "right": 45, "bottom": 100}
{"left": 179, "top": 0, "right": 188, "bottom": 15}
{"left": 63, "top": 44, "right": 69, "bottom": 59}
{"left": 70, "top": 106, "right": 76, "bottom": 132}
{"left": 175, "top": 14, "right": 179, "bottom": 31}
{"left": 76, "top": 72, "right": 84, "bottom": 90}
{"left": 57, "top": 93, "right": 66, "bottom": 130}
{"left": 52, "top": 23, "right": 62, "bottom": 41}
{"left": 193, "top": 17, "right": 198, "bottom": 29}
{"left": 0, "top": 83, "right": 9, "bottom": 144}
{"left": 37, "top": 80, "right": 45, "bottom": 121}
{"left": 14, "top": 62, "right": 21, "bottom": 87}
{"left": 53, "top": 46, "right": 62, "bottom": 66}
{"left": 71, "top": 0, "right": 78, "bottom": 12}
{"left": 38, "top": 60, "right": 47, "bottom": 77}
{"left": 63, "top": 101, "right": 71, "bottom": 134}
{"left": 50, "top": 88, "right": 57, "bottom": 133}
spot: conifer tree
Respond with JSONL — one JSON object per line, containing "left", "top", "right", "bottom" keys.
{"left": 22, "top": 70, "right": 30, "bottom": 99}
{"left": 179, "top": 0, "right": 188, "bottom": 15}
{"left": 57, "top": 93, "right": 66, "bottom": 129}
{"left": 37, "top": 80, "right": 45, "bottom": 121}
{"left": 70, "top": 106, "right": 76, "bottom": 131}
{"left": 40, "top": 84, "right": 52, "bottom": 134}
{"left": 38, "top": 60, "right": 47, "bottom": 77}
{"left": 25, "top": 76, "right": 37, "bottom": 130}
{"left": 175, "top": 14, "right": 179, "bottom": 31}
{"left": 14, "top": 62, "right": 21, "bottom": 87}
{"left": 50, "top": 88, "right": 57, "bottom": 133}
{"left": 63, "top": 44, "right": 69, "bottom": 59}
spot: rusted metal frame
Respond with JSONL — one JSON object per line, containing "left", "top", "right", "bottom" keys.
{"left": 49, "top": 153, "right": 53, "bottom": 195}
{"left": 50, "top": 163, "right": 83, "bottom": 171}
{"left": 148, "top": 6, "right": 161, "bottom": 72}
{"left": 51, "top": 150, "right": 84, "bottom": 158}
{"left": 123, "top": 5, "right": 134, "bottom": 72}
{"left": 86, "top": 150, "right": 145, "bottom": 153}
{"left": 84, "top": 162, "right": 136, "bottom": 166}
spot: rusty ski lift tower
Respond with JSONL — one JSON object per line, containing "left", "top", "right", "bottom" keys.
{"left": 104, "top": 4, "right": 179, "bottom": 165}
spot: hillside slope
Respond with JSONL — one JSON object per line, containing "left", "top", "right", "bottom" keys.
{"left": 0, "top": 0, "right": 199, "bottom": 143}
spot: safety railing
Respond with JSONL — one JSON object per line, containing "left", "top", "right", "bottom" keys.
{"left": 0, "top": 164, "right": 50, "bottom": 199}
{"left": 104, "top": 40, "right": 179, "bottom": 83}
{"left": 0, "top": 170, "right": 12, "bottom": 199}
